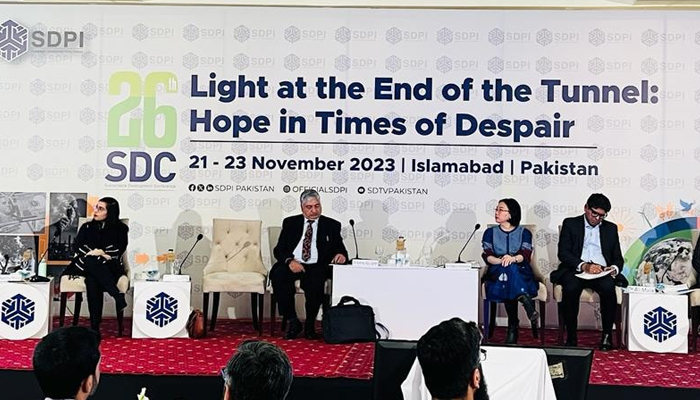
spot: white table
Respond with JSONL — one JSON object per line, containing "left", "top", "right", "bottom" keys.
{"left": 332, "top": 265, "right": 479, "bottom": 340}
{"left": 132, "top": 280, "right": 191, "bottom": 339}
{"left": 0, "top": 278, "right": 53, "bottom": 340}
{"left": 402, "top": 346, "right": 557, "bottom": 400}
{"left": 627, "top": 292, "right": 688, "bottom": 353}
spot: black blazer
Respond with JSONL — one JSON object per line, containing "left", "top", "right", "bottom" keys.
{"left": 552, "top": 215, "right": 627, "bottom": 286}
{"left": 272, "top": 214, "right": 347, "bottom": 269}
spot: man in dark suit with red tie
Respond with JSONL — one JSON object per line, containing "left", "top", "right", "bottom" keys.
{"left": 551, "top": 193, "right": 627, "bottom": 351}
{"left": 270, "top": 189, "right": 348, "bottom": 339}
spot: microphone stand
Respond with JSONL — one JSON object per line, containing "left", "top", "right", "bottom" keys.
{"left": 178, "top": 234, "right": 204, "bottom": 275}
{"left": 456, "top": 224, "right": 481, "bottom": 263}
{"left": 349, "top": 219, "right": 363, "bottom": 261}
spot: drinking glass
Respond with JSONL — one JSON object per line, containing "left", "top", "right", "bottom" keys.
{"left": 422, "top": 247, "right": 433, "bottom": 266}
{"left": 374, "top": 246, "right": 384, "bottom": 263}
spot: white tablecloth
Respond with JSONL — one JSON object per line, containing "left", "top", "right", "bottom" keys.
{"left": 332, "top": 265, "right": 479, "bottom": 340}
{"left": 401, "top": 346, "right": 557, "bottom": 400}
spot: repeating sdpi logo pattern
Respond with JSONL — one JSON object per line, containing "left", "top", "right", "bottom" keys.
{"left": 643, "top": 306, "right": 677, "bottom": 343}
{"left": 1, "top": 294, "right": 35, "bottom": 330}
{"left": 146, "top": 291, "right": 178, "bottom": 328}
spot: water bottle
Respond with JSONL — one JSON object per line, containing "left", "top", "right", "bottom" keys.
{"left": 395, "top": 236, "right": 407, "bottom": 266}
{"left": 166, "top": 249, "right": 175, "bottom": 275}
{"left": 646, "top": 269, "right": 657, "bottom": 288}
{"left": 38, "top": 259, "right": 47, "bottom": 277}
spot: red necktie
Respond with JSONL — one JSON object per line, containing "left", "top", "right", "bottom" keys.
{"left": 302, "top": 220, "right": 314, "bottom": 262}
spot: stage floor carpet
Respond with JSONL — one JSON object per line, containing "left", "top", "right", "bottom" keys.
{"left": 2, "top": 318, "right": 700, "bottom": 390}
{"left": 0, "top": 317, "right": 373, "bottom": 379}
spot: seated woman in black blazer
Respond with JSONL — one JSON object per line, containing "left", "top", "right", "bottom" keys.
{"left": 64, "top": 197, "right": 128, "bottom": 332}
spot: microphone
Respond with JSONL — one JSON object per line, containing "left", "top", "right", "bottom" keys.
{"left": 179, "top": 233, "right": 204, "bottom": 275}
{"left": 349, "top": 219, "right": 361, "bottom": 260}
{"left": 456, "top": 223, "right": 481, "bottom": 263}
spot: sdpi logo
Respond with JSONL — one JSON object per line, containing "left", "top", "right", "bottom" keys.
{"left": 106, "top": 71, "right": 178, "bottom": 183}
{"left": 1, "top": 293, "right": 35, "bottom": 330}
{"left": 146, "top": 292, "right": 178, "bottom": 328}
{"left": 0, "top": 19, "right": 85, "bottom": 63}
{"left": 0, "top": 20, "right": 28, "bottom": 62}
{"left": 643, "top": 306, "right": 677, "bottom": 343}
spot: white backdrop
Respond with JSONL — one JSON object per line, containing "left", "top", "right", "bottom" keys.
{"left": 0, "top": 5, "right": 698, "bottom": 324}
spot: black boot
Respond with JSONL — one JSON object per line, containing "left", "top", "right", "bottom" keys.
{"left": 518, "top": 295, "right": 539, "bottom": 322}
{"left": 505, "top": 324, "right": 519, "bottom": 344}
{"left": 115, "top": 293, "right": 127, "bottom": 311}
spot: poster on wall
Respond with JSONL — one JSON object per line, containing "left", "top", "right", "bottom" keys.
{"left": 48, "top": 192, "right": 87, "bottom": 261}
{"left": 1, "top": 4, "right": 700, "bottom": 323}
{"left": 0, "top": 192, "right": 46, "bottom": 235}
{"left": 0, "top": 235, "right": 40, "bottom": 275}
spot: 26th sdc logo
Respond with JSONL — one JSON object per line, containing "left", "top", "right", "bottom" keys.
{"left": 106, "top": 71, "right": 179, "bottom": 183}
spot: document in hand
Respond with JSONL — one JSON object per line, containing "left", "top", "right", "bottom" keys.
{"left": 575, "top": 269, "right": 613, "bottom": 280}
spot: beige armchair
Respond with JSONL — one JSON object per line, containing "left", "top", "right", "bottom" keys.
{"left": 59, "top": 218, "right": 130, "bottom": 337}
{"left": 202, "top": 219, "right": 266, "bottom": 336}
{"left": 553, "top": 284, "right": 623, "bottom": 347}
{"left": 481, "top": 224, "right": 547, "bottom": 344}
{"left": 267, "top": 226, "right": 304, "bottom": 336}
{"left": 266, "top": 225, "right": 334, "bottom": 336}
{"left": 552, "top": 225, "right": 623, "bottom": 348}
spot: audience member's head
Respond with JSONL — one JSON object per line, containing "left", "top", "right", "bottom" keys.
{"left": 222, "top": 340, "right": 293, "bottom": 400}
{"left": 33, "top": 326, "right": 101, "bottom": 400}
{"left": 417, "top": 318, "right": 488, "bottom": 400}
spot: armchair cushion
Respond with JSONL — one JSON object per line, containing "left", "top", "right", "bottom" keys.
{"left": 60, "top": 274, "right": 129, "bottom": 294}
{"left": 690, "top": 290, "right": 700, "bottom": 307}
{"left": 203, "top": 271, "right": 266, "bottom": 294}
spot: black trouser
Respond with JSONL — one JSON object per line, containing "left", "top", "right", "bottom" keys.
{"left": 559, "top": 272, "right": 616, "bottom": 340}
{"left": 66, "top": 257, "right": 123, "bottom": 328}
{"left": 504, "top": 299, "right": 519, "bottom": 327}
{"left": 270, "top": 261, "right": 326, "bottom": 329}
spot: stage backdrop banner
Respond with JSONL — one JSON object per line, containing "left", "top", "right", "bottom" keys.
{"left": 0, "top": 5, "right": 698, "bottom": 323}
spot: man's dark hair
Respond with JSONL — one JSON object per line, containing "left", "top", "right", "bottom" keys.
{"left": 499, "top": 198, "right": 521, "bottom": 227}
{"left": 32, "top": 326, "right": 101, "bottom": 399}
{"left": 98, "top": 196, "right": 122, "bottom": 225}
{"left": 224, "top": 340, "right": 293, "bottom": 400}
{"left": 417, "top": 318, "right": 482, "bottom": 399}
{"left": 586, "top": 193, "right": 611, "bottom": 213}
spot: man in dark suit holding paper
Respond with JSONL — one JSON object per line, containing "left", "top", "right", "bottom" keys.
{"left": 271, "top": 189, "right": 348, "bottom": 340}
{"left": 551, "top": 193, "right": 627, "bottom": 350}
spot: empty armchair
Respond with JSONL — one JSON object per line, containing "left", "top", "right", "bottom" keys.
{"left": 202, "top": 219, "right": 266, "bottom": 336}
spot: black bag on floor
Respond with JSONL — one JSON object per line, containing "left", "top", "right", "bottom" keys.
{"left": 323, "top": 296, "right": 378, "bottom": 344}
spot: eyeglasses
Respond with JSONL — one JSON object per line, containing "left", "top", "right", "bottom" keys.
{"left": 220, "top": 367, "right": 228, "bottom": 383}
{"left": 587, "top": 207, "right": 607, "bottom": 220}
{"left": 479, "top": 348, "right": 488, "bottom": 363}
{"left": 494, "top": 208, "right": 509, "bottom": 213}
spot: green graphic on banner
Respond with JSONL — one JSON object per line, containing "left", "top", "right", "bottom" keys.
{"left": 108, "top": 71, "right": 178, "bottom": 148}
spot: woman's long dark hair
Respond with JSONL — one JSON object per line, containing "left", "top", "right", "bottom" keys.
{"left": 98, "top": 197, "right": 121, "bottom": 225}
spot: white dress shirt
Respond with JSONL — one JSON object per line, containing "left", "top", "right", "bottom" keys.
{"left": 577, "top": 218, "right": 618, "bottom": 274}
